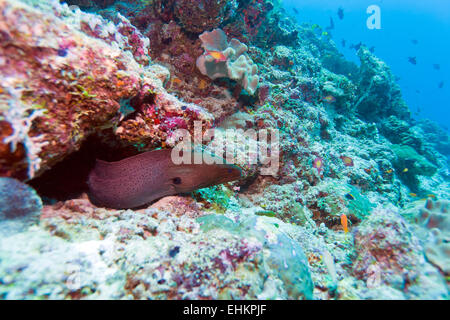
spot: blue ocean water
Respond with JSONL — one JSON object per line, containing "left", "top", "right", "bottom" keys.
{"left": 283, "top": 0, "right": 450, "bottom": 132}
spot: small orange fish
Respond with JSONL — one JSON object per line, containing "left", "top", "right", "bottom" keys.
{"left": 206, "top": 50, "right": 227, "bottom": 62}
{"left": 427, "top": 194, "right": 436, "bottom": 199}
{"left": 322, "top": 95, "right": 336, "bottom": 103}
{"left": 198, "top": 79, "right": 208, "bottom": 90}
{"left": 385, "top": 169, "right": 393, "bottom": 174}
{"left": 171, "top": 77, "right": 182, "bottom": 85}
{"left": 409, "top": 193, "right": 417, "bottom": 197}
{"left": 341, "top": 214, "right": 349, "bottom": 233}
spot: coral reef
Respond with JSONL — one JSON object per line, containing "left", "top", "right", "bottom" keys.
{"left": 0, "top": 198, "right": 313, "bottom": 299}
{"left": 417, "top": 199, "right": 449, "bottom": 275}
{"left": 352, "top": 207, "right": 447, "bottom": 299}
{"left": 391, "top": 144, "right": 437, "bottom": 192}
{"left": 355, "top": 46, "right": 410, "bottom": 121}
{"left": 0, "top": 0, "right": 449, "bottom": 301}
{"left": 0, "top": 0, "right": 212, "bottom": 180}
{"left": 174, "top": 0, "right": 237, "bottom": 34}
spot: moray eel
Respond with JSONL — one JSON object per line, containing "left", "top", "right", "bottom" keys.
{"left": 87, "top": 148, "right": 242, "bottom": 209}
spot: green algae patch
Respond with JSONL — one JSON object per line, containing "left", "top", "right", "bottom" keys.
{"left": 255, "top": 210, "right": 277, "bottom": 217}
{"left": 391, "top": 144, "right": 437, "bottom": 177}
{"left": 391, "top": 144, "right": 438, "bottom": 192}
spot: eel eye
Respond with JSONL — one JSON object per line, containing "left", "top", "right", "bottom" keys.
{"left": 173, "top": 177, "right": 182, "bottom": 185}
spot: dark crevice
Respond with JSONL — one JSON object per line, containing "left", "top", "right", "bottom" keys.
{"left": 28, "top": 135, "right": 129, "bottom": 203}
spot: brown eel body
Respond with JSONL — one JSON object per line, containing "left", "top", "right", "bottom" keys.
{"left": 87, "top": 148, "right": 242, "bottom": 209}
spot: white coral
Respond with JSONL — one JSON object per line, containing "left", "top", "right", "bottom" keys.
{"left": 2, "top": 89, "right": 48, "bottom": 179}
{"left": 196, "top": 29, "right": 259, "bottom": 95}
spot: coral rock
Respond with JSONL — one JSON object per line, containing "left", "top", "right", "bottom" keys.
{"left": 0, "top": 177, "right": 42, "bottom": 234}
{"left": 355, "top": 46, "right": 410, "bottom": 121}
{"left": 0, "top": 0, "right": 212, "bottom": 180}
{"left": 417, "top": 199, "right": 450, "bottom": 275}
{"left": 174, "top": 0, "right": 237, "bottom": 34}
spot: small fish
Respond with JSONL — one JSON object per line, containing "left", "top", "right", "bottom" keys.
{"left": 340, "top": 214, "right": 349, "bottom": 233}
{"left": 292, "top": 7, "right": 299, "bottom": 15}
{"left": 326, "top": 17, "right": 335, "bottom": 31}
{"left": 322, "top": 31, "right": 329, "bottom": 37}
{"left": 408, "top": 57, "right": 417, "bottom": 65}
{"left": 337, "top": 7, "right": 344, "bottom": 20}
{"left": 427, "top": 194, "right": 436, "bottom": 199}
{"left": 313, "top": 157, "right": 324, "bottom": 173}
{"left": 341, "top": 39, "right": 346, "bottom": 47}
{"left": 438, "top": 81, "right": 444, "bottom": 89}
{"left": 171, "top": 77, "right": 182, "bottom": 85}
{"left": 312, "top": 24, "right": 320, "bottom": 30}
{"left": 433, "top": 64, "right": 440, "bottom": 70}
{"left": 369, "top": 46, "right": 375, "bottom": 53}
{"left": 57, "top": 48, "right": 68, "bottom": 57}
{"left": 385, "top": 169, "right": 393, "bottom": 174}
{"left": 409, "top": 193, "right": 417, "bottom": 197}
{"left": 340, "top": 155, "right": 354, "bottom": 167}
{"left": 345, "top": 193, "right": 355, "bottom": 200}
{"left": 205, "top": 50, "right": 227, "bottom": 62}
{"left": 198, "top": 79, "right": 208, "bottom": 90}
{"left": 411, "top": 39, "right": 418, "bottom": 45}
{"left": 322, "top": 95, "right": 336, "bottom": 103}
{"left": 403, "top": 168, "right": 409, "bottom": 173}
